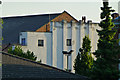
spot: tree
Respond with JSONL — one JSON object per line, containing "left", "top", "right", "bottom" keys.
{"left": 0, "top": 18, "right": 3, "bottom": 29}
{"left": 91, "top": 1, "right": 120, "bottom": 80}
{"left": 74, "top": 36, "right": 93, "bottom": 77}
{"left": 37, "top": 59, "right": 42, "bottom": 63}
{"left": 8, "top": 46, "right": 37, "bottom": 61}
{"left": 0, "top": 18, "right": 3, "bottom": 50}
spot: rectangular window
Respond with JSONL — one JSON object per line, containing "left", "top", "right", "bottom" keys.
{"left": 21, "top": 38, "right": 26, "bottom": 46}
{"left": 38, "top": 40, "right": 44, "bottom": 46}
{"left": 67, "top": 39, "right": 71, "bottom": 46}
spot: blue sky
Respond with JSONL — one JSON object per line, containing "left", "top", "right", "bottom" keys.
{"left": 1, "top": 0, "right": 119, "bottom": 22}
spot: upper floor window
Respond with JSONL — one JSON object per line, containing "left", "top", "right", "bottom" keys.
{"left": 67, "top": 39, "right": 71, "bottom": 46}
{"left": 21, "top": 38, "right": 26, "bottom": 46}
{"left": 38, "top": 40, "right": 44, "bottom": 47}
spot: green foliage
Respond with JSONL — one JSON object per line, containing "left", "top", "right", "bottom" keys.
{"left": 8, "top": 46, "right": 37, "bottom": 61}
{"left": 0, "top": 18, "right": 3, "bottom": 49}
{"left": 91, "top": 2, "right": 120, "bottom": 80}
{"left": 0, "top": 18, "right": 3, "bottom": 28}
{"left": 37, "top": 59, "right": 42, "bottom": 63}
{"left": 74, "top": 36, "right": 93, "bottom": 77}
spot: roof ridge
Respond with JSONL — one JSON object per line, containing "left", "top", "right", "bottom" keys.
{"left": 2, "top": 12, "right": 61, "bottom": 19}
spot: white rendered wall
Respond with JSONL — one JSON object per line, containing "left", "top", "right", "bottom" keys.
{"left": 52, "top": 21, "right": 57, "bottom": 67}
{"left": 63, "top": 21, "right": 72, "bottom": 70}
{"left": 88, "top": 23, "right": 94, "bottom": 51}
{"left": 52, "top": 21, "right": 100, "bottom": 72}
{"left": 67, "top": 22, "right": 72, "bottom": 71}
{"left": 71, "top": 21, "right": 80, "bottom": 72}
{"left": 19, "top": 21, "right": 100, "bottom": 73}
{"left": 80, "top": 22, "right": 100, "bottom": 53}
{"left": 63, "top": 20, "right": 67, "bottom": 70}
{"left": 80, "top": 22, "right": 85, "bottom": 48}
{"left": 20, "top": 32, "right": 52, "bottom": 66}
{"left": 91, "top": 24, "right": 101, "bottom": 52}
{"left": 52, "top": 21, "right": 63, "bottom": 69}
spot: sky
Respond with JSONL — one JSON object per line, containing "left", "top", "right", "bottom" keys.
{"left": 1, "top": 0, "right": 120, "bottom": 22}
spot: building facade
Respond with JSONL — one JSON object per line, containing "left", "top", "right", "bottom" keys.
{"left": 19, "top": 11, "right": 100, "bottom": 72}
{"left": 2, "top": 11, "right": 120, "bottom": 73}
{"left": 2, "top": 11, "right": 101, "bottom": 72}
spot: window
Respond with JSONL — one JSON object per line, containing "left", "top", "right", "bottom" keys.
{"left": 67, "top": 39, "right": 71, "bottom": 46}
{"left": 21, "top": 38, "right": 26, "bottom": 46}
{"left": 38, "top": 40, "right": 44, "bottom": 46}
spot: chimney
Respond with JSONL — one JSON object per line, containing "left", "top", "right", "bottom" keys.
{"left": 82, "top": 16, "right": 86, "bottom": 23}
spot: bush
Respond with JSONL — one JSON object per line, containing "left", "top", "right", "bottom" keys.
{"left": 8, "top": 46, "right": 37, "bottom": 61}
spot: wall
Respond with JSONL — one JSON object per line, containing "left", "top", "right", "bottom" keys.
{"left": 52, "top": 21, "right": 100, "bottom": 72}
{"left": 71, "top": 21, "right": 80, "bottom": 72}
{"left": 19, "top": 21, "right": 100, "bottom": 73}
{"left": 52, "top": 21, "right": 64, "bottom": 69}
{"left": 20, "top": 32, "right": 52, "bottom": 66}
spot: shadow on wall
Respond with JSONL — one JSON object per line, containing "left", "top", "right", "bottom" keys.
{"left": 44, "top": 33, "right": 52, "bottom": 66}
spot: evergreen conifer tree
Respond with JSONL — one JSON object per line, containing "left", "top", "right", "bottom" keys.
{"left": 74, "top": 36, "right": 93, "bottom": 77}
{"left": 91, "top": 1, "right": 120, "bottom": 80}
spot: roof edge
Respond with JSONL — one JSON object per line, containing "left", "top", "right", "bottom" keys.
{"left": 1, "top": 51, "right": 88, "bottom": 78}
{"left": 62, "top": 10, "right": 79, "bottom": 22}
{"left": 2, "top": 12, "right": 61, "bottom": 19}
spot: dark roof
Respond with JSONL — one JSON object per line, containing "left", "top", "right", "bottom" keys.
{"left": 111, "top": 13, "right": 119, "bottom": 17}
{"left": 112, "top": 16, "right": 120, "bottom": 25}
{"left": 2, "top": 13, "right": 61, "bottom": 44}
{"left": 2, "top": 43, "right": 12, "bottom": 52}
{"left": 2, "top": 52, "right": 89, "bottom": 80}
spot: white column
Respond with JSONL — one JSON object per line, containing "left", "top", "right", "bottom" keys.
{"left": 67, "top": 22, "right": 72, "bottom": 71}
{"left": 52, "top": 21, "right": 57, "bottom": 67}
{"left": 55, "top": 21, "right": 63, "bottom": 69}
{"left": 71, "top": 20, "right": 78, "bottom": 72}
{"left": 88, "top": 21, "right": 93, "bottom": 52}
{"left": 63, "top": 20, "right": 72, "bottom": 71}
{"left": 80, "top": 22, "right": 85, "bottom": 48}
{"left": 63, "top": 20, "right": 67, "bottom": 70}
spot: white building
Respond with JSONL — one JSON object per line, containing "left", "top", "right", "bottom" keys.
{"left": 19, "top": 11, "right": 101, "bottom": 72}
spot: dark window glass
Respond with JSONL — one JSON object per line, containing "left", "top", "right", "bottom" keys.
{"left": 67, "top": 39, "right": 71, "bottom": 46}
{"left": 38, "top": 40, "right": 44, "bottom": 46}
{"left": 21, "top": 38, "right": 26, "bottom": 46}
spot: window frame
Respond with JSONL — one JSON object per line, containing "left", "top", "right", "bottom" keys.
{"left": 38, "top": 40, "right": 44, "bottom": 47}
{"left": 66, "top": 39, "right": 72, "bottom": 46}
{"left": 21, "top": 38, "right": 26, "bottom": 46}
